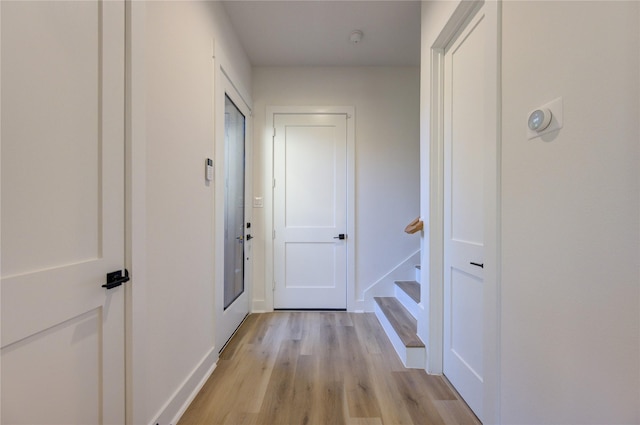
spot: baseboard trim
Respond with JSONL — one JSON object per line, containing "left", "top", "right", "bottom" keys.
{"left": 150, "top": 346, "right": 217, "bottom": 425}
{"left": 352, "top": 298, "right": 365, "bottom": 313}
{"left": 252, "top": 299, "right": 267, "bottom": 312}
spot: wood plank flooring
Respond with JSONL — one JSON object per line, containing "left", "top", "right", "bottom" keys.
{"left": 178, "top": 312, "right": 480, "bottom": 425}
{"left": 395, "top": 281, "right": 420, "bottom": 304}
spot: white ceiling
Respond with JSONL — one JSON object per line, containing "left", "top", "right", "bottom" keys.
{"left": 221, "top": 1, "right": 421, "bottom": 67}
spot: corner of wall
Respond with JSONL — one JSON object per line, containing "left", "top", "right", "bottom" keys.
{"left": 150, "top": 348, "right": 217, "bottom": 425}
{"left": 251, "top": 299, "right": 268, "bottom": 313}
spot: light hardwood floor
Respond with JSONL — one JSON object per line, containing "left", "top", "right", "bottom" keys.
{"left": 178, "top": 312, "right": 480, "bottom": 425}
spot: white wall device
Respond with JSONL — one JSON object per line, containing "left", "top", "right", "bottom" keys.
{"left": 527, "top": 97, "right": 563, "bottom": 140}
{"left": 528, "top": 108, "right": 552, "bottom": 132}
{"left": 206, "top": 158, "right": 213, "bottom": 182}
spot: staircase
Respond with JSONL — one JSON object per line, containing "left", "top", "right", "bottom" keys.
{"left": 374, "top": 265, "right": 426, "bottom": 368}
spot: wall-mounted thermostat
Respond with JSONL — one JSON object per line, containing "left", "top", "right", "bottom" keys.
{"left": 527, "top": 97, "right": 563, "bottom": 140}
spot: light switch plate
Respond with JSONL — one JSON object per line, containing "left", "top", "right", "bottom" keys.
{"left": 253, "top": 197, "right": 263, "bottom": 208}
{"left": 527, "top": 97, "right": 563, "bottom": 140}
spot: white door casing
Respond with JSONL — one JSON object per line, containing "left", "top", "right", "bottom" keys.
{"left": 443, "top": 5, "right": 487, "bottom": 420}
{"left": 1, "top": 1, "right": 126, "bottom": 424}
{"left": 273, "top": 113, "right": 349, "bottom": 309}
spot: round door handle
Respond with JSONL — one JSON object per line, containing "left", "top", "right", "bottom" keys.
{"left": 333, "top": 234, "right": 346, "bottom": 240}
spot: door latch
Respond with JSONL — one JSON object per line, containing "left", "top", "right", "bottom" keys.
{"left": 103, "top": 269, "right": 130, "bottom": 290}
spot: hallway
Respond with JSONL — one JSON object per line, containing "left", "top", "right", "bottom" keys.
{"left": 179, "top": 312, "right": 479, "bottom": 425}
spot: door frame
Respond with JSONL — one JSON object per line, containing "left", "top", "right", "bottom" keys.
{"left": 264, "top": 106, "right": 355, "bottom": 312}
{"left": 428, "top": 1, "right": 501, "bottom": 423}
{"left": 125, "top": 2, "right": 148, "bottom": 423}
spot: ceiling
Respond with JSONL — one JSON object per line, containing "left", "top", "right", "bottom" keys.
{"left": 221, "top": 1, "right": 422, "bottom": 67}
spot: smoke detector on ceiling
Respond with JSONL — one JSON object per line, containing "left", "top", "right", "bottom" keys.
{"left": 350, "top": 30, "right": 363, "bottom": 44}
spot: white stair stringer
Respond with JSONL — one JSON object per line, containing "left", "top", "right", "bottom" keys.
{"left": 361, "top": 250, "right": 421, "bottom": 312}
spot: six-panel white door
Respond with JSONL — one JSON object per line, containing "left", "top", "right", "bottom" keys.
{"left": 273, "top": 113, "right": 347, "bottom": 309}
{"left": 443, "top": 6, "right": 487, "bottom": 421}
{"left": 1, "top": 1, "right": 126, "bottom": 423}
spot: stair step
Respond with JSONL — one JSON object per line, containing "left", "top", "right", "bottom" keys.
{"left": 395, "top": 280, "right": 420, "bottom": 304}
{"left": 374, "top": 297, "right": 424, "bottom": 348}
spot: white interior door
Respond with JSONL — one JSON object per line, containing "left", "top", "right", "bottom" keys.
{"left": 1, "top": 1, "right": 126, "bottom": 424}
{"left": 214, "top": 67, "right": 251, "bottom": 351}
{"left": 273, "top": 113, "right": 347, "bottom": 309}
{"left": 443, "top": 6, "right": 486, "bottom": 421}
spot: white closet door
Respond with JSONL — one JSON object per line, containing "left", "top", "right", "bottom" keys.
{"left": 1, "top": 2, "right": 126, "bottom": 423}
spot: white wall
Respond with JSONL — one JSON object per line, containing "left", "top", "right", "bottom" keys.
{"left": 501, "top": 1, "right": 639, "bottom": 423}
{"left": 139, "top": 2, "right": 251, "bottom": 424}
{"left": 420, "top": 1, "right": 640, "bottom": 423}
{"left": 251, "top": 67, "right": 421, "bottom": 311}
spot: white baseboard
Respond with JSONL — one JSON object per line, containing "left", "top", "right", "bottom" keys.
{"left": 252, "top": 299, "right": 267, "bottom": 313}
{"left": 362, "top": 250, "right": 421, "bottom": 312}
{"left": 351, "top": 299, "right": 364, "bottom": 312}
{"left": 150, "top": 347, "right": 218, "bottom": 425}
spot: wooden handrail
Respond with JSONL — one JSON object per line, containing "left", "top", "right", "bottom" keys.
{"left": 404, "top": 217, "right": 423, "bottom": 234}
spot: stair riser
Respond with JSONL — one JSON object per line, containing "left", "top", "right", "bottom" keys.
{"left": 374, "top": 303, "right": 425, "bottom": 369}
{"left": 395, "top": 286, "right": 419, "bottom": 320}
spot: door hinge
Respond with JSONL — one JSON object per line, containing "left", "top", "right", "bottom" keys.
{"left": 273, "top": 128, "right": 276, "bottom": 138}
{"left": 273, "top": 178, "right": 276, "bottom": 189}
{"left": 273, "top": 281, "right": 276, "bottom": 291}
{"left": 272, "top": 229, "right": 276, "bottom": 239}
